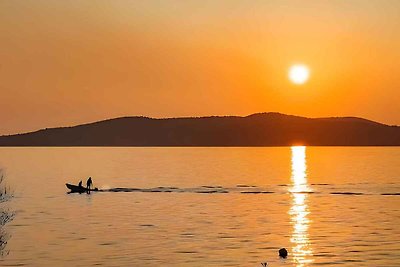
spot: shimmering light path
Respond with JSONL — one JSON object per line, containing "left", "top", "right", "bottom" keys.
{"left": 289, "top": 146, "right": 313, "bottom": 266}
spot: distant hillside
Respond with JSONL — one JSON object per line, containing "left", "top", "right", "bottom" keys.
{"left": 0, "top": 113, "right": 399, "bottom": 146}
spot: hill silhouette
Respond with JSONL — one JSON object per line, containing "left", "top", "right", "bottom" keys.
{"left": 0, "top": 113, "right": 399, "bottom": 146}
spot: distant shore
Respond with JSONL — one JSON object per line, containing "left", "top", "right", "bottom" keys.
{"left": 1, "top": 113, "right": 399, "bottom": 146}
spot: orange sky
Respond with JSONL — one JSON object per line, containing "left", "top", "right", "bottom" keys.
{"left": 1, "top": 0, "right": 399, "bottom": 135}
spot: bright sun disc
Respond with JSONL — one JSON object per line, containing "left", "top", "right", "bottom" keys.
{"left": 289, "top": 64, "right": 310, "bottom": 85}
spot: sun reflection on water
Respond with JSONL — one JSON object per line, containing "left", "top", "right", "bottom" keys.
{"left": 289, "top": 146, "right": 313, "bottom": 266}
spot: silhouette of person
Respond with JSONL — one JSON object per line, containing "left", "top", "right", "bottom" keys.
{"left": 86, "top": 177, "right": 93, "bottom": 190}
{"left": 78, "top": 180, "right": 83, "bottom": 188}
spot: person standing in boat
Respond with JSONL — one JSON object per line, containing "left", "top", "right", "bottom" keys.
{"left": 86, "top": 177, "right": 93, "bottom": 190}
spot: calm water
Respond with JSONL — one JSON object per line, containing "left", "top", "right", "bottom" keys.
{"left": 0, "top": 147, "right": 399, "bottom": 266}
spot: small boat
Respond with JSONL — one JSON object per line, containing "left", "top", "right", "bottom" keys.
{"left": 66, "top": 183, "right": 99, "bottom": 193}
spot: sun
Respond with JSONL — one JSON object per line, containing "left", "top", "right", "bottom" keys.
{"left": 289, "top": 64, "right": 310, "bottom": 85}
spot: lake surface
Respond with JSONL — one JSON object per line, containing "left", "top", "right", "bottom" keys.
{"left": 0, "top": 147, "right": 399, "bottom": 266}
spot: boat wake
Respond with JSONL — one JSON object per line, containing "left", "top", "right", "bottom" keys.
{"left": 67, "top": 183, "right": 400, "bottom": 196}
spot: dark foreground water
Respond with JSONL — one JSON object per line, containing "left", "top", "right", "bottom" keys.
{"left": 0, "top": 147, "right": 399, "bottom": 266}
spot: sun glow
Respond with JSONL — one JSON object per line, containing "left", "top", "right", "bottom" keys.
{"left": 289, "top": 65, "right": 310, "bottom": 85}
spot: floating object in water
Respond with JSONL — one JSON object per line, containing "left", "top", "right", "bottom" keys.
{"left": 66, "top": 183, "right": 98, "bottom": 193}
{"left": 279, "top": 248, "right": 288, "bottom": 258}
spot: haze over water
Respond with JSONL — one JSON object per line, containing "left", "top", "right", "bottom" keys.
{"left": 0, "top": 147, "right": 399, "bottom": 266}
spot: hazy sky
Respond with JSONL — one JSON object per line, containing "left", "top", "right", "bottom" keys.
{"left": 1, "top": 0, "right": 399, "bottom": 134}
